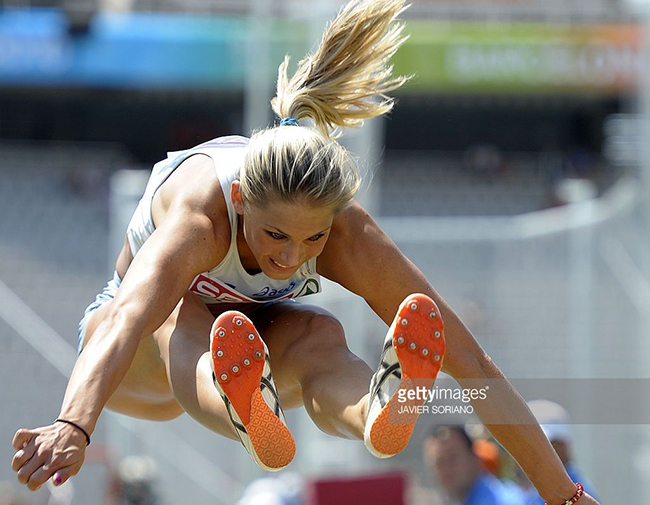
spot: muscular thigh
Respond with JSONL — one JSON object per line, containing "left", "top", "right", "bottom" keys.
{"left": 84, "top": 294, "right": 348, "bottom": 415}
{"left": 154, "top": 295, "right": 262, "bottom": 370}
{"left": 249, "top": 301, "right": 349, "bottom": 409}
{"left": 84, "top": 294, "right": 262, "bottom": 400}
{"left": 157, "top": 296, "right": 349, "bottom": 410}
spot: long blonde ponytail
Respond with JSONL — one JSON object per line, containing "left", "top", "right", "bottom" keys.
{"left": 241, "top": 0, "right": 410, "bottom": 211}
{"left": 272, "top": 0, "right": 410, "bottom": 138}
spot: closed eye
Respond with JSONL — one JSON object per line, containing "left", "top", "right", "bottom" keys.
{"left": 308, "top": 233, "right": 326, "bottom": 242}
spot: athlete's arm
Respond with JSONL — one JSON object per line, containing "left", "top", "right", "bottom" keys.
{"left": 318, "top": 201, "right": 598, "bottom": 505}
{"left": 12, "top": 157, "right": 226, "bottom": 491}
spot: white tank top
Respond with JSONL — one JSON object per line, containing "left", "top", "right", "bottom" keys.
{"left": 126, "top": 135, "right": 322, "bottom": 304}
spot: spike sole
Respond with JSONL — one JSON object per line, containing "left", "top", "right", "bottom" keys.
{"left": 210, "top": 311, "right": 296, "bottom": 470}
{"left": 366, "top": 294, "right": 446, "bottom": 457}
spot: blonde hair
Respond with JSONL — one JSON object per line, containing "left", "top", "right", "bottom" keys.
{"left": 240, "top": 0, "right": 410, "bottom": 211}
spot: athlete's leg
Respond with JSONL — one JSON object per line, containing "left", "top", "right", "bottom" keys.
{"left": 81, "top": 301, "right": 184, "bottom": 421}
{"left": 251, "top": 301, "right": 373, "bottom": 440}
{"left": 84, "top": 292, "right": 240, "bottom": 439}
{"left": 86, "top": 289, "right": 426, "bottom": 447}
{"left": 147, "top": 295, "right": 373, "bottom": 441}
{"left": 151, "top": 293, "right": 240, "bottom": 440}
{"left": 250, "top": 295, "right": 445, "bottom": 450}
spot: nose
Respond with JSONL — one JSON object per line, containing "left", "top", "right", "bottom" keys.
{"left": 278, "top": 242, "right": 300, "bottom": 266}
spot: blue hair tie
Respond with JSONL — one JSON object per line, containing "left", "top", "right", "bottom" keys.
{"left": 279, "top": 117, "right": 299, "bottom": 127}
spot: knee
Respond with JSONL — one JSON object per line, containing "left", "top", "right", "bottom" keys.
{"left": 282, "top": 312, "right": 348, "bottom": 376}
{"left": 301, "top": 312, "right": 347, "bottom": 350}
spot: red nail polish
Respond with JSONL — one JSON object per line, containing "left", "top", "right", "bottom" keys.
{"left": 54, "top": 475, "right": 62, "bottom": 485}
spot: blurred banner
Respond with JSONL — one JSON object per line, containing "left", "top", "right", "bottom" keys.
{"left": 0, "top": 8, "right": 249, "bottom": 88}
{"left": 0, "top": 8, "right": 644, "bottom": 93}
{"left": 400, "top": 21, "right": 644, "bottom": 93}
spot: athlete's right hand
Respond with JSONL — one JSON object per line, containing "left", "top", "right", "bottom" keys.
{"left": 11, "top": 422, "right": 87, "bottom": 491}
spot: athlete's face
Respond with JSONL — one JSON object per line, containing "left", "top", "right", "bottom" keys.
{"left": 231, "top": 182, "right": 335, "bottom": 280}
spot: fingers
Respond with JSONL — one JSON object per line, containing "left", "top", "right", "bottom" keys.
{"left": 11, "top": 425, "right": 85, "bottom": 491}
{"left": 27, "top": 464, "right": 57, "bottom": 491}
{"left": 11, "top": 442, "right": 37, "bottom": 472}
{"left": 51, "top": 461, "right": 82, "bottom": 487}
{"left": 16, "top": 451, "right": 46, "bottom": 488}
{"left": 12, "top": 429, "right": 33, "bottom": 450}
{"left": 17, "top": 451, "right": 80, "bottom": 491}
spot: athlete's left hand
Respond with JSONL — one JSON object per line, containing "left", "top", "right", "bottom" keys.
{"left": 11, "top": 423, "right": 86, "bottom": 491}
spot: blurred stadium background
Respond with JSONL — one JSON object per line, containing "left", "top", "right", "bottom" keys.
{"left": 1, "top": 0, "right": 650, "bottom": 503}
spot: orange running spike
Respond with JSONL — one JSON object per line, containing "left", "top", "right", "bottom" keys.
{"left": 210, "top": 311, "right": 295, "bottom": 471}
{"left": 365, "top": 294, "right": 446, "bottom": 458}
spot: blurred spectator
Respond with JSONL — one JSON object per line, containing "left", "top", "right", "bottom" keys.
{"left": 423, "top": 425, "right": 526, "bottom": 505}
{"left": 467, "top": 424, "right": 528, "bottom": 499}
{"left": 518, "top": 401, "right": 599, "bottom": 505}
{"left": 117, "top": 456, "right": 160, "bottom": 505}
{"left": 473, "top": 439, "right": 501, "bottom": 478}
{"left": 236, "top": 473, "right": 303, "bottom": 505}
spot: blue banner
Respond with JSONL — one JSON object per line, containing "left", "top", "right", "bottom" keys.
{"left": 0, "top": 8, "right": 247, "bottom": 88}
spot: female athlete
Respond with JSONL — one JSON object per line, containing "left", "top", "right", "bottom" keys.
{"left": 12, "top": 1, "right": 600, "bottom": 504}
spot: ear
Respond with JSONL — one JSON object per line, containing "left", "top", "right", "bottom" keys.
{"left": 230, "top": 180, "right": 245, "bottom": 215}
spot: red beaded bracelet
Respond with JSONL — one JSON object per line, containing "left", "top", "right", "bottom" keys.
{"left": 545, "top": 483, "right": 584, "bottom": 505}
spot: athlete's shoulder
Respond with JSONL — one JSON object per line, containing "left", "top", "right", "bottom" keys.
{"left": 329, "top": 200, "right": 375, "bottom": 239}
{"left": 194, "top": 135, "right": 250, "bottom": 150}
{"left": 317, "top": 201, "right": 376, "bottom": 276}
{"left": 155, "top": 154, "right": 221, "bottom": 206}
{"left": 152, "top": 153, "right": 230, "bottom": 242}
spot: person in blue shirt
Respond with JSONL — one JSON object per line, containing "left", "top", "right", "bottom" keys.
{"left": 519, "top": 401, "right": 599, "bottom": 505}
{"left": 424, "top": 425, "right": 527, "bottom": 505}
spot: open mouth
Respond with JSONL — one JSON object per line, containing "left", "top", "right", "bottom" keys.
{"left": 269, "top": 258, "right": 295, "bottom": 272}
